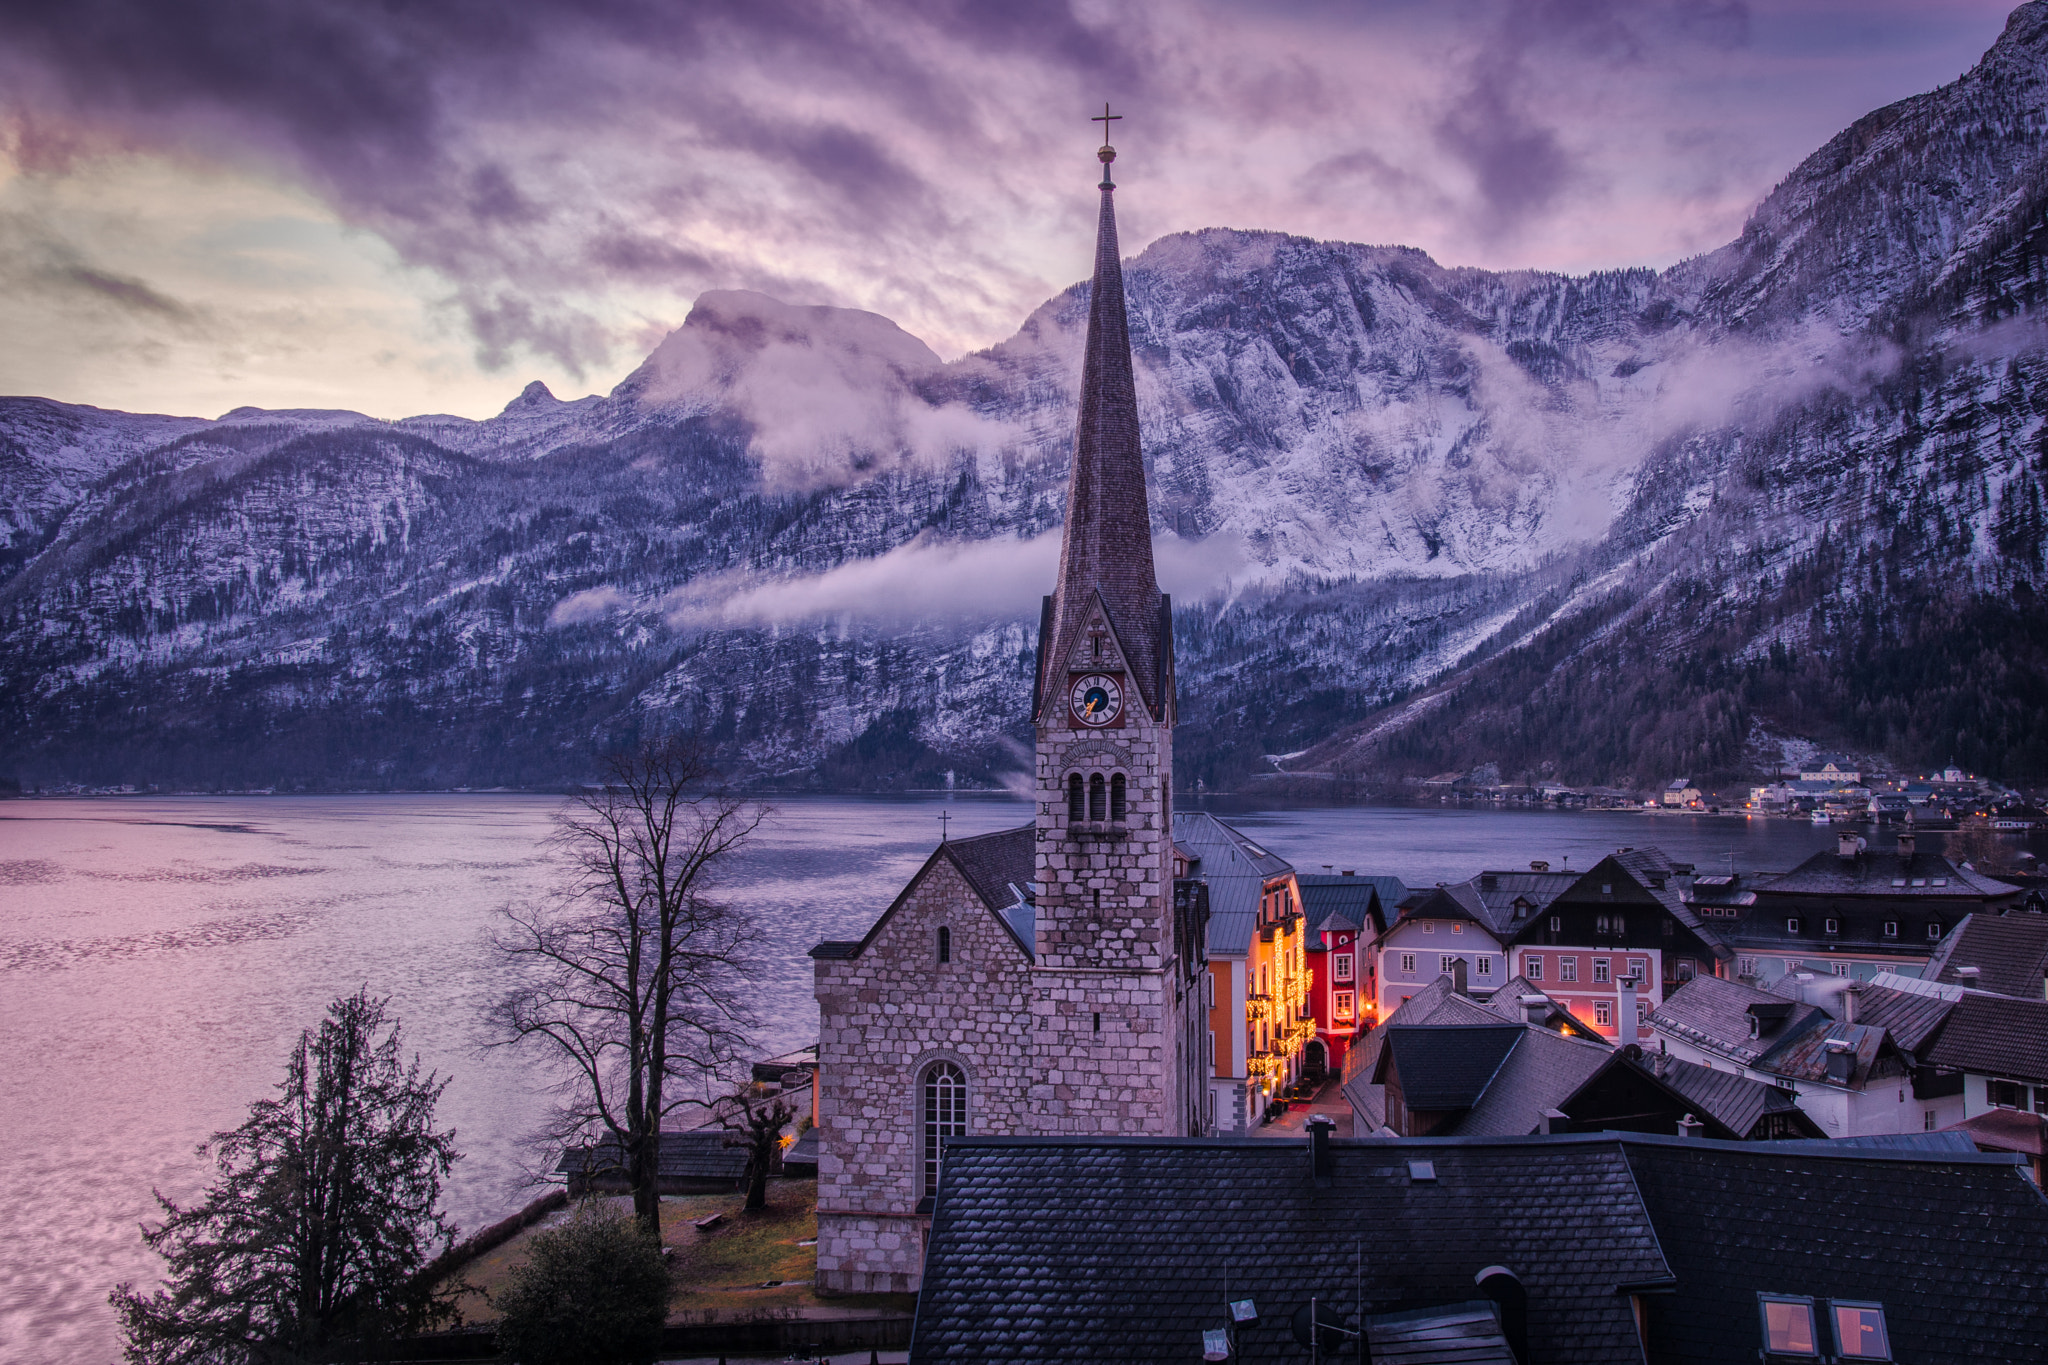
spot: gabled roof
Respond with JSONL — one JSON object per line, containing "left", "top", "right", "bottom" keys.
{"left": 1643, "top": 1052, "right": 1814, "bottom": 1139}
{"left": 553, "top": 1129, "right": 747, "bottom": 1183}
{"left": 1297, "top": 873, "right": 1399, "bottom": 936}
{"left": 1463, "top": 871, "right": 1578, "bottom": 933}
{"left": 1456, "top": 1028, "right": 1613, "bottom": 1135}
{"left": 808, "top": 824, "right": 1037, "bottom": 962}
{"left": 1922, "top": 993, "right": 2048, "bottom": 1085}
{"left": 1846, "top": 982, "right": 1954, "bottom": 1054}
{"left": 1376, "top": 1025, "right": 1525, "bottom": 1110}
{"left": 1923, "top": 911, "right": 2048, "bottom": 997}
{"left": 1173, "top": 811, "right": 1294, "bottom": 957}
{"left": 1755, "top": 849, "right": 2019, "bottom": 900}
{"left": 1395, "top": 883, "right": 1502, "bottom": 935}
{"left": 1646, "top": 975, "right": 1833, "bottom": 1068}
{"left": 1481, "top": 975, "right": 1608, "bottom": 1040}
{"left": 1943, "top": 1107, "right": 2048, "bottom": 1158}
{"left": 1342, "top": 977, "right": 1508, "bottom": 1128}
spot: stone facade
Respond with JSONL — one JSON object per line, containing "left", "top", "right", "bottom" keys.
{"left": 811, "top": 849, "right": 1035, "bottom": 1292}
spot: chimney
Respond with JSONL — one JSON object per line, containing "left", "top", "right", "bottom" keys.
{"left": 1529, "top": 860, "right": 1550, "bottom": 872}
{"left": 1838, "top": 832, "right": 1860, "bottom": 860}
{"left": 1956, "top": 966, "right": 1981, "bottom": 987}
{"left": 1793, "top": 971, "right": 1816, "bottom": 1004}
{"left": 1619, "top": 977, "right": 1640, "bottom": 1046}
{"left": 1538, "top": 1109, "right": 1569, "bottom": 1135}
{"left": 1677, "top": 1114, "right": 1706, "bottom": 1139}
{"left": 1451, "top": 957, "right": 1469, "bottom": 996}
{"left": 1897, "top": 831, "right": 1916, "bottom": 861}
{"left": 1307, "top": 1115, "right": 1335, "bottom": 1186}
{"left": 1825, "top": 1039, "right": 1855, "bottom": 1086}
{"left": 1520, "top": 994, "right": 1550, "bottom": 1027}
{"left": 1340, "top": 870, "right": 1355, "bottom": 877}
{"left": 1474, "top": 1267, "right": 1528, "bottom": 1365}
{"left": 1842, "top": 981, "right": 1861, "bottom": 1025}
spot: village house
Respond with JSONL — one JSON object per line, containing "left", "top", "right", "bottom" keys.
{"left": 1498, "top": 848, "right": 1730, "bottom": 1038}
{"left": 1922, "top": 910, "right": 2048, "bottom": 997}
{"left": 1800, "top": 755, "right": 1862, "bottom": 783}
{"left": 1707, "top": 832, "right": 2022, "bottom": 985}
{"left": 1297, "top": 871, "right": 1398, "bottom": 1076}
{"left": 1856, "top": 972, "right": 2048, "bottom": 1128}
{"left": 1372, "top": 884, "right": 1509, "bottom": 1015}
{"left": 911, "top": 1130, "right": 2048, "bottom": 1362}
{"left": 1661, "top": 778, "right": 1703, "bottom": 808}
{"left": 1173, "top": 810, "right": 1307, "bottom": 1134}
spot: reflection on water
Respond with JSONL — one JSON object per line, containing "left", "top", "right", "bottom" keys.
{"left": 0, "top": 793, "right": 1987, "bottom": 1363}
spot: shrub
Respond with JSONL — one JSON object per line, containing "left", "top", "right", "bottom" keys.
{"left": 493, "top": 1205, "right": 671, "bottom": 1365}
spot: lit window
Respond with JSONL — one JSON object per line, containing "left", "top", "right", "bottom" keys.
{"left": 1527, "top": 957, "right": 1544, "bottom": 981}
{"left": 1334, "top": 953, "right": 1354, "bottom": 982}
{"left": 1400, "top": 953, "right": 1415, "bottom": 974}
{"left": 1560, "top": 957, "right": 1578, "bottom": 982}
{"left": 1594, "top": 1000, "right": 1612, "bottom": 1027}
{"left": 922, "top": 1061, "right": 967, "bottom": 1198}
{"left": 1451, "top": 922, "right": 1464, "bottom": 934}
{"left": 1334, "top": 991, "right": 1354, "bottom": 1020}
{"left": 1594, "top": 959, "right": 1611, "bottom": 984}
{"left": 1759, "top": 1295, "right": 1819, "bottom": 1356}
{"left": 1831, "top": 1302, "right": 1892, "bottom": 1360}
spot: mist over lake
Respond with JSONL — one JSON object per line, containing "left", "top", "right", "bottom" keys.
{"left": 0, "top": 794, "right": 1903, "bottom": 1363}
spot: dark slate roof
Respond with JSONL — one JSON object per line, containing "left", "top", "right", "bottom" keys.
{"left": 1646, "top": 975, "right": 1833, "bottom": 1067}
{"left": 1756, "top": 849, "right": 2019, "bottom": 900}
{"left": 1481, "top": 976, "right": 1607, "bottom": 1040}
{"left": 1395, "top": 884, "right": 1500, "bottom": 934}
{"left": 1606, "top": 848, "right": 1724, "bottom": 953}
{"left": 912, "top": 1136, "right": 1671, "bottom": 1363}
{"left": 1174, "top": 811, "right": 1293, "bottom": 957}
{"left": 1622, "top": 1138, "right": 2048, "bottom": 1365}
{"left": 946, "top": 824, "right": 1036, "bottom": 911}
{"left": 1644, "top": 1052, "right": 1806, "bottom": 1138}
{"left": 1460, "top": 870, "right": 1577, "bottom": 934}
{"left": 1846, "top": 981, "right": 1955, "bottom": 1053}
{"left": 552, "top": 1129, "right": 748, "bottom": 1182}
{"left": 1297, "top": 873, "right": 1398, "bottom": 936}
{"left": 1378, "top": 1026, "right": 1525, "bottom": 1110}
{"left": 1342, "top": 980, "right": 1507, "bottom": 1127}
{"left": 1923, "top": 911, "right": 2048, "bottom": 997}
{"left": 1456, "top": 1028, "right": 1612, "bottom": 1136}
{"left": 1922, "top": 992, "right": 2048, "bottom": 1084}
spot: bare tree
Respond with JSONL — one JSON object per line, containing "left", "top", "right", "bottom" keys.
{"left": 723, "top": 1097, "right": 795, "bottom": 1212}
{"left": 495, "top": 739, "right": 767, "bottom": 1232}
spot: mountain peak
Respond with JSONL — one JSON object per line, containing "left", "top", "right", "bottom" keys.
{"left": 504, "top": 380, "right": 559, "bottom": 412}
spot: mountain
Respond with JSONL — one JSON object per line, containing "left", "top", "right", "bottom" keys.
{"left": 6, "top": 7, "right": 2048, "bottom": 793}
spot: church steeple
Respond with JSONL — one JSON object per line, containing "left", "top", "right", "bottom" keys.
{"left": 1035, "top": 117, "right": 1172, "bottom": 722}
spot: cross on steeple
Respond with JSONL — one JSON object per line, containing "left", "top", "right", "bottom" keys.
{"left": 1092, "top": 102, "right": 1122, "bottom": 148}
{"left": 939, "top": 809, "right": 952, "bottom": 843}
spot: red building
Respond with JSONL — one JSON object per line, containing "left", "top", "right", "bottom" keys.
{"left": 1298, "top": 873, "right": 1400, "bottom": 1078}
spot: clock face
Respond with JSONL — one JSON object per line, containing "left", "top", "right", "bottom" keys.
{"left": 1070, "top": 673, "right": 1123, "bottom": 726}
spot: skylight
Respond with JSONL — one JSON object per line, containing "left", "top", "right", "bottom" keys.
{"left": 1832, "top": 1303, "right": 1891, "bottom": 1360}
{"left": 1760, "top": 1295, "right": 1818, "bottom": 1355}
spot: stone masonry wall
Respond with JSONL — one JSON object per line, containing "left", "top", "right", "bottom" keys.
{"left": 812, "top": 856, "right": 1034, "bottom": 1293}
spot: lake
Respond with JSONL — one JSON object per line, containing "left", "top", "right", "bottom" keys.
{"left": 0, "top": 794, "right": 1915, "bottom": 1362}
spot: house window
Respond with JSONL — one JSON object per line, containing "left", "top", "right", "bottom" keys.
{"left": 1758, "top": 1295, "right": 1819, "bottom": 1357}
{"left": 1334, "top": 954, "right": 1354, "bottom": 982}
{"left": 1593, "top": 959, "right": 1611, "bottom": 984}
{"left": 1334, "top": 991, "right": 1354, "bottom": 1020}
{"left": 1675, "top": 960, "right": 1696, "bottom": 982}
{"left": 1831, "top": 962, "right": 1849, "bottom": 977}
{"left": 937, "top": 926, "right": 951, "bottom": 963}
{"left": 1825, "top": 918, "right": 1840, "bottom": 935}
{"left": 1990, "top": 1078, "right": 2028, "bottom": 1109}
{"left": 922, "top": 1061, "right": 968, "bottom": 1198}
{"left": 1662, "top": 917, "right": 1675, "bottom": 937}
{"left": 1924, "top": 1109, "right": 1937, "bottom": 1132}
{"left": 1110, "top": 773, "right": 1127, "bottom": 822}
{"left": 1739, "top": 957, "right": 1758, "bottom": 977}
{"left": 1423, "top": 921, "right": 1435, "bottom": 934}
{"left": 1559, "top": 957, "right": 1578, "bottom": 982}
{"left": 1450, "top": 922, "right": 1464, "bottom": 934}
{"left": 1067, "top": 773, "right": 1084, "bottom": 822}
{"left": 1601, "top": 883, "right": 1613, "bottom": 896}
{"left": 1831, "top": 1303, "right": 1892, "bottom": 1360}
{"left": 1927, "top": 922, "right": 1943, "bottom": 940}
{"left": 1787, "top": 917, "right": 1802, "bottom": 933}
{"left": 1594, "top": 1000, "right": 1612, "bottom": 1027}
{"left": 1549, "top": 916, "right": 1561, "bottom": 933}
{"left": 1440, "top": 954, "right": 1459, "bottom": 974}
{"left": 1526, "top": 956, "right": 1543, "bottom": 981}
{"left": 1883, "top": 921, "right": 1898, "bottom": 938}
{"left": 1476, "top": 956, "right": 1493, "bottom": 977}
{"left": 1628, "top": 958, "right": 1647, "bottom": 980}
{"left": 1088, "top": 773, "right": 1106, "bottom": 822}
{"left": 1400, "top": 953, "right": 1415, "bottom": 975}
{"left": 1636, "top": 1001, "right": 1648, "bottom": 1025}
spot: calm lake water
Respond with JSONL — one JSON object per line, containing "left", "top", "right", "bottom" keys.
{"left": 0, "top": 794, "right": 1930, "bottom": 1362}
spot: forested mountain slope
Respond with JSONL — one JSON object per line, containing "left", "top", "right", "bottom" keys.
{"left": 6, "top": 6, "right": 2048, "bottom": 791}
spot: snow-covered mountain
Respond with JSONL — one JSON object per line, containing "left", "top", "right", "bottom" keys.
{"left": 7, "top": 5, "right": 2048, "bottom": 791}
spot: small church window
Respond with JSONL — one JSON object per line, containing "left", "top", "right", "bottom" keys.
{"left": 937, "top": 926, "right": 951, "bottom": 964}
{"left": 921, "top": 1061, "right": 967, "bottom": 1198}
{"left": 1089, "top": 773, "right": 1106, "bottom": 821}
{"left": 1110, "top": 773, "right": 1127, "bottom": 822}
{"left": 1068, "top": 773, "right": 1084, "bottom": 822}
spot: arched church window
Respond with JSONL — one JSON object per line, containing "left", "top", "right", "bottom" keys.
{"left": 922, "top": 1061, "right": 967, "bottom": 1197}
{"left": 1089, "top": 773, "right": 1106, "bottom": 822}
{"left": 1068, "top": 773, "right": 1084, "bottom": 822}
{"left": 1110, "top": 773, "right": 1127, "bottom": 822}
{"left": 937, "top": 925, "right": 951, "bottom": 963}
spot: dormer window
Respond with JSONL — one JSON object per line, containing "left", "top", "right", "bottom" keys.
{"left": 1824, "top": 918, "right": 1840, "bottom": 935}
{"left": 1787, "top": 917, "right": 1802, "bottom": 933}
{"left": 1759, "top": 1295, "right": 1819, "bottom": 1356}
{"left": 1927, "top": 922, "right": 1943, "bottom": 940}
{"left": 1549, "top": 916, "right": 1561, "bottom": 933}
{"left": 1832, "top": 1302, "right": 1892, "bottom": 1360}
{"left": 1883, "top": 921, "right": 1898, "bottom": 937}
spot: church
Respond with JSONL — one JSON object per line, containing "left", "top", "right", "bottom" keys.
{"left": 807, "top": 125, "right": 1210, "bottom": 1294}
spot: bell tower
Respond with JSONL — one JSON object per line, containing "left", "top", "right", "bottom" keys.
{"left": 1028, "top": 108, "right": 1188, "bottom": 1135}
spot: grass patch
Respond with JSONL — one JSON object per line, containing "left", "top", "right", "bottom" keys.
{"left": 443, "top": 1180, "right": 912, "bottom": 1325}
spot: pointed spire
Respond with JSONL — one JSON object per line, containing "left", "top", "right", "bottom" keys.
{"left": 1039, "top": 115, "right": 1169, "bottom": 719}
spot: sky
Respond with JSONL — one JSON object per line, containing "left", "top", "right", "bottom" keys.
{"left": 0, "top": 0, "right": 2023, "bottom": 421}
